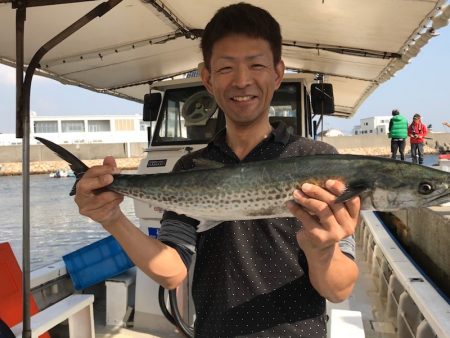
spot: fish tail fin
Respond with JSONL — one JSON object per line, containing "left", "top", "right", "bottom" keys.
{"left": 35, "top": 137, "right": 89, "bottom": 196}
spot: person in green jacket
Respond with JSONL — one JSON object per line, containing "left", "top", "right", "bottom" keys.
{"left": 388, "top": 109, "right": 408, "bottom": 160}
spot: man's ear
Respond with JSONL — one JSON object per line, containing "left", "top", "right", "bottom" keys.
{"left": 200, "top": 63, "right": 213, "bottom": 95}
{"left": 274, "top": 60, "right": 285, "bottom": 90}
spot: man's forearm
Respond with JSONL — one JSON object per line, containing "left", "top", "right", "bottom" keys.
{"left": 305, "top": 243, "right": 359, "bottom": 303}
{"left": 104, "top": 214, "right": 188, "bottom": 289}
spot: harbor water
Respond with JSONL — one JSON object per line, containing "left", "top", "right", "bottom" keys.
{"left": 0, "top": 173, "right": 139, "bottom": 270}
{"left": 0, "top": 155, "right": 439, "bottom": 271}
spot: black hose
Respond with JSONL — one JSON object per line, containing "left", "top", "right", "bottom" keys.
{"left": 158, "top": 285, "right": 194, "bottom": 338}
{"left": 158, "top": 285, "right": 176, "bottom": 326}
{"left": 168, "top": 288, "right": 195, "bottom": 337}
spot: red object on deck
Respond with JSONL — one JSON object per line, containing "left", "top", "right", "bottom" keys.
{"left": 0, "top": 242, "right": 51, "bottom": 338}
{"left": 438, "top": 154, "right": 450, "bottom": 160}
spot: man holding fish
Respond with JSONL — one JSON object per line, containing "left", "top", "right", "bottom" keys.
{"left": 74, "top": 3, "right": 360, "bottom": 337}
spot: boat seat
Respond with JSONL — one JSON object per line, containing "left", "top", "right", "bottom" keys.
{"left": 0, "top": 242, "right": 95, "bottom": 338}
{"left": 10, "top": 294, "right": 95, "bottom": 338}
{"left": 105, "top": 267, "right": 136, "bottom": 326}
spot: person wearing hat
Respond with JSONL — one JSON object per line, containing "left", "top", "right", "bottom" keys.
{"left": 388, "top": 109, "right": 408, "bottom": 160}
{"left": 408, "top": 113, "right": 428, "bottom": 164}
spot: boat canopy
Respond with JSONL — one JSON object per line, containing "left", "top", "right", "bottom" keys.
{"left": 0, "top": 0, "right": 449, "bottom": 118}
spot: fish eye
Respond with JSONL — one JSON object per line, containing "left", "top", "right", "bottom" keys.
{"left": 418, "top": 182, "right": 434, "bottom": 195}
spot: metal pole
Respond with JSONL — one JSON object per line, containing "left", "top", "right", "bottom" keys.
{"left": 15, "top": 5, "right": 33, "bottom": 338}
{"left": 14, "top": 2, "right": 123, "bottom": 337}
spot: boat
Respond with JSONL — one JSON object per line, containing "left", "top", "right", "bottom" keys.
{"left": 48, "top": 169, "right": 75, "bottom": 178}
{"left": 0, "top": 1, "right": 449, "bottom": 337}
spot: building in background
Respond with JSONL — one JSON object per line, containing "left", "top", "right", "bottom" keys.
{"left": 352, "top": 116, "right": 391, "bottom": 136}
{"left": 0, "top": 114, "right": 148, "bottom": 145}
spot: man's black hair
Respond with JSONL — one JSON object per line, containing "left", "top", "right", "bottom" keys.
{"left": 201, "top": 2, "right": 282, "bottom": 70}
{"left": 392, "top": 109, "right": 400, "bottom": 116}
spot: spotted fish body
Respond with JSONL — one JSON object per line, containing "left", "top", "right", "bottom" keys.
{"left": 36, "top": 137, "right": 450, "bottom": 232}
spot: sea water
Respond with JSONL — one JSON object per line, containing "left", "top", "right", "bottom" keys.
{"left": 0, "top": 174, "right": 139, "bottom": 270}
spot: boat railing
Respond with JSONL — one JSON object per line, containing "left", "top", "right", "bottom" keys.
{"left": 359, "top": 211, "right": 450, "bottom": 338}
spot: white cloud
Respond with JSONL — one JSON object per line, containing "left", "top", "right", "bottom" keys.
{"left": 0, "top": 63, "right": 54, "bottom": 86}
{"left": 0, "top": 64, "right": 16, "bottom": 85}
{"left": 32, "top": 73, "right": 54, "bottom": 84}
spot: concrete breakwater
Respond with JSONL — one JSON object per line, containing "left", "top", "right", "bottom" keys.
{"left": 0, "top": 157, "right": 143, "bottom": 176}
{"left": 0, "top": 133, "right": 442, "bottom": 176}
{"left": 0, "top": 141, "right": 147, "bottom": 176}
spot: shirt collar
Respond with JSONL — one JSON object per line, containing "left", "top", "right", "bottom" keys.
{"left": 210, "top": 120, "right": 292, "bottom": 150}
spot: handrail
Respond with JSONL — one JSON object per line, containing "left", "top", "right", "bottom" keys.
{"left": 361, "top": 211, "right": 450, "bottom": 337}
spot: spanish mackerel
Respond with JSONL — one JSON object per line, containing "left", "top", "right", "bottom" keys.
{"left": 36, "top": 137, "right": 450, "bottom": 232}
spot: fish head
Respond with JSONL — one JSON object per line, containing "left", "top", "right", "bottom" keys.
{"left": 365, "top": 164, "right": 450, "bottom": 210}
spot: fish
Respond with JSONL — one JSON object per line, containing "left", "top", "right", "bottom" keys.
{"left": 36, "top": 137, "right": 450, "bottom": 232}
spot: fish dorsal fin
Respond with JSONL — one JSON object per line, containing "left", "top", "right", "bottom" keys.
{"left": 335, "top": 180, "right": 371, "bottom": 203}
{"left": 192, "top": 158, "right": 225, "bottom": 170}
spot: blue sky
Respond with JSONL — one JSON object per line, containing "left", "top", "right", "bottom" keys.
{"left": 0, "top": 24, "right": 449, "bottom": 134}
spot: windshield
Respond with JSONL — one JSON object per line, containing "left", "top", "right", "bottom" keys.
{"left": 152, "top": 83, "right": 300, "bottom": 146}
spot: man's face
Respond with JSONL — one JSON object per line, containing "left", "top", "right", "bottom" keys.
{"left": 201, "top": 34, "right": 284, "bottom": 127}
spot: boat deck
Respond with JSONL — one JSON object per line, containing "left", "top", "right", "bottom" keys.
{"left": 28, "top": 209, "right": 449, "bottom": 338}
{"left": 86, "top": 232, "right": 396, "bottom": 338}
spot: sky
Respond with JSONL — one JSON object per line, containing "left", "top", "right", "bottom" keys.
{"left": 0, "top": 24, "right": 449, "bottom": 135}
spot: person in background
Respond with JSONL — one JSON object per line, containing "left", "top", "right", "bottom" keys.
{"left": 388, "top": 109, "right": 408, "bottom": 160}
{"left": 408, "top": 113, "right": 428, "bottom": 164}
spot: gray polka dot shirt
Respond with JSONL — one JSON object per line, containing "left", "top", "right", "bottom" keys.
{"left": 160, "top": 122, "right": 355, "bottom": 338}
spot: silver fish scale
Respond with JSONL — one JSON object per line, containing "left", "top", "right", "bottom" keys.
{"left": 36, "top": 137, "right": 450, "bottom": 226}
{"left": 107, "top": 155, "right": 450, "bottom": 221}
{"left": 110, "top": 165, "right": 297, "bottom": 220}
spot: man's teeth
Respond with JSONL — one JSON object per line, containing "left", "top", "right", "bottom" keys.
{"left": 232, "top": 96, "right": 253, "bottom": 101}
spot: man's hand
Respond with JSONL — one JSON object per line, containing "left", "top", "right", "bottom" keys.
{"left": 287, "top": 179, "right": 360, "bottom": 302}
{"left": 287, "top": 179, "right": 360, "bottom": 253}
{"left": 74, "top": 156, "right": 125, "bottom": 229}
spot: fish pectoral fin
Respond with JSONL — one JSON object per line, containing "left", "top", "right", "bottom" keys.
{"left": 192, "top": 158, "right": 225, "bottom": 170}
{"left": 196, "top": 219, "right": 223, "bottom": 232}
{"left": 335, "top": 181, "right": 370, "bottom": 203}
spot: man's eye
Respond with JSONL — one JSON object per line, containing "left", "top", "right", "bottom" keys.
{"left": 217, "top": 67, "right": 232, "bottom": 74}
{"left": 252, "top": 64, "right": 266, "bottom": 70}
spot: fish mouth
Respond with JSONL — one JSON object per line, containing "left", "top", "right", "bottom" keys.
{"left": 423, "top": 191, "right": 450, "bottom": 207}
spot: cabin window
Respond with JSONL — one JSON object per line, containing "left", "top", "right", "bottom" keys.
{"left": 268, "top": 83, "right": 299, "bottom": 135}
{"left": 152, "top": 83, "right": 301, "bottom": 146}
{"left": 153, "top": 85, "right": 220, "bottom": 145}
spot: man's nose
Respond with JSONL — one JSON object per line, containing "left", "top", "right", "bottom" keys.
{"left": 232, "top": 65, "right": 253, "bottom": 88}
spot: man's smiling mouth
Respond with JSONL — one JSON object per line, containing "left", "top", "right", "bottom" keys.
{"left": 231, "top": 95, "right": 256, "bottom": 102}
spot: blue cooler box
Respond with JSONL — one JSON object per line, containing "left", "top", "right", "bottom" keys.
{"left": 63, "top": 235, "right": 135, "bottom": 290}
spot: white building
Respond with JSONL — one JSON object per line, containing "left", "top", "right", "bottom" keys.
{"left": 351, "top": 116, "right": 391, "bottom": 136}
{"left": 0, "top": 114, "right": 148, "bottom": 146}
